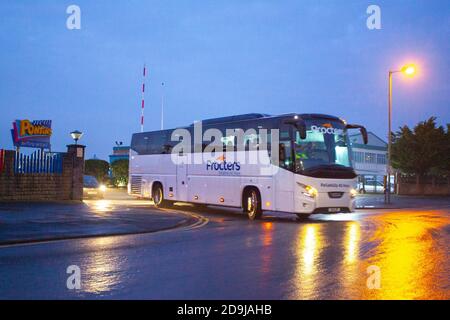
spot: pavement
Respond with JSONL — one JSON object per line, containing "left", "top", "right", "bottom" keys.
{"left": 0, "top": 189, "right": 198, "bottom": 246}
{"left": 356, "top": 193, "right": 450, "bottom": 209}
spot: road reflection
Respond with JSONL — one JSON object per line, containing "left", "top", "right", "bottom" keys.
{"left": 363, "top": 210, "right": 449, "bottom": 299}
{"left": 260, "top": 222, "right": 274, "bottom": 275}
{"left": 82, "top": 237, "right": 126, "bottom": 295}
{"left": 262, "top": 222, "right": 273, "bottom": 246}
{"left": 337, "top": 221, "right": 363, "bottom": 298}
{"left": 291, "top": 224, "right": 324, "bottom": 298}
{"left": 90, "top": 200, "right": 113, "bottom": 213}
{"left": 302, "top": 225, "right": 319, "bottom": 275}
{"left": 287, "top": 209, "right": 449, "bottom": 299}
{"left": 344, "top": 222, "right": 360, "bottom": 264}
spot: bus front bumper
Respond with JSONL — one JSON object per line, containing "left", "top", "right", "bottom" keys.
{"left": 295, "top": 192, "right": 356, "bottom": 215}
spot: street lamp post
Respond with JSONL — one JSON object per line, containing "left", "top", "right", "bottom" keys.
{"left": 386, "top": 64, "right": 416, "bottom": 204}
{"left": 70, "top": 130, "right": 83, "bottom": 145}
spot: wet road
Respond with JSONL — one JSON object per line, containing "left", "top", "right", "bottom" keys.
{"left": 0, "top": 198, "right": 449, "bottom": 299}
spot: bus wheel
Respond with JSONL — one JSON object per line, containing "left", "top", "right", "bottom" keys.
{"left": 245, "top": 188, "right": 262, "bottom": 220}
{"left": 152, "top": 183, "right": 169, "bottom": 208}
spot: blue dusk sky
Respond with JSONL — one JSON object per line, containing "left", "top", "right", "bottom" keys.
{"left": 0, "top": 0, "right": 449, "bottom": 160}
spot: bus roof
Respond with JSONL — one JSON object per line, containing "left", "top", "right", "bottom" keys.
{"left": 191, "top": 113, "right": 342, "bottom": 127}
{"left": 195, "top": 113, "right": 271, "bottom": 126}
{"left": 134, "top": 113, "right": 344, "bottom": 135}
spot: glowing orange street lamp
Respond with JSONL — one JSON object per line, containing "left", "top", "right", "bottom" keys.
{"left": 386, "top": 64, "right": 417, "bottom": 204}
{"left": 401, "top": 64, "right": 416, "bottom": 76}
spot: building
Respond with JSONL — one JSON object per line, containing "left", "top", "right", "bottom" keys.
{"left": 108, "top": 144, "right": 130, "bottom": 187}
{"left": 109, "top": 145, "right": 130, "bottom": 165}
{"left": 350, "top": 131, "right": 388, "bottom": 193}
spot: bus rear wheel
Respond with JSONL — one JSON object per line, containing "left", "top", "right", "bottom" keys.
{"left": 244, "top": 188, "right": 262, "bottom": 220}
{"left": 152, "top": 183, "right": 170, "bottom": 208}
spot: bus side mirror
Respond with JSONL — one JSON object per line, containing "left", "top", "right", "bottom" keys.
{"left": 346, "top": 124, "right": 368, "bottom": 145}
{"left": 360, "top": 127, "right": 368, "bottom": 145}
{"left": 284, "top": 119, "right": 307, "bottom": 139}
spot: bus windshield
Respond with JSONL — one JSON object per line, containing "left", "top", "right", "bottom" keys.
{"left": 293, "top": 120, "right": 351, "bottom": 173}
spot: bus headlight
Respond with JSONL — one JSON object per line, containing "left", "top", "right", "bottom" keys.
{"left": 303, "top": 185, "right": 318, "bottom": 198}
{"left": 350, "top": 188, "right": 358, "bottom": 198}
{"left": 99, "top": 184, "right": 107, "bottom": 192}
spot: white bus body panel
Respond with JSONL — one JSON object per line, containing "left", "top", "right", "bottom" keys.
{"left": 273, "top": 166, "right": 295, "bottom": 212}
{"left": 129, "top": 151, "right": 177, "bottom": 199}
{"left": 176, "top": 155, "right": 188, "bottom": 201}
{"left": 129, "top": 150, "right": 356, "bottom": 214}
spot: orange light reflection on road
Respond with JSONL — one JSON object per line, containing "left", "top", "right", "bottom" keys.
{"left": 337, "top": 221, "right": 362, "bottom": 299}
{"left": 345, "top": 222, "right": 360, "bottom": 264}
{"left": 365, "top": 211, "right": 449, "bottom": 299}
{"left": 290, "top": 224, "right": 324, "bottom": 299}
{"left": 302, "top": 225, "right": 317, "bottom": 275}
{"left": 260, "top": 222, "right": 275, "bottom": 275}
{"left": 262, "top": 222, "right": 273, "bottom": 247}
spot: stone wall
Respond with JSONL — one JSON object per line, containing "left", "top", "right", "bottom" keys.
{"left": 0, "top": 145, "right": 85, "bottom": 201}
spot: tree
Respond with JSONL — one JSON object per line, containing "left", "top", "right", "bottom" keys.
{"left": 441, "top": 124, "right": 450, "bottom": 182}
{"left": 84, "top": 159, "right": 110, "bottom": 183}
{"left": 391, "top": 117, "right": 449, "bottom": 184}
{"left": 111, "top": 159, "right": 129, "bottom": 187}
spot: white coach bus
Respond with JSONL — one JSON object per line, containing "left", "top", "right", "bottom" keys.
{"left": 129, "top": 113, "right": 367, "bottom": 220}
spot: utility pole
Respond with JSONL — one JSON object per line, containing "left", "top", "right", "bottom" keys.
{"left": 140, "top": 64, "right": 146, "bottom": 132}
{"left": 161, "top": 82, "right": 165, "bottom": 130}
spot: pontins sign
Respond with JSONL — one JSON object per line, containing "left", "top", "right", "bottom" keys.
{"left": 11, "top": 120, "right": 52, "bottom": 149}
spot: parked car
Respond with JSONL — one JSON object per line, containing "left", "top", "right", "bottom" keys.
{"left": 358, "top": 181, "right": 385, "bottom": 194}
{"left": 83, "top": 175, "right": 106, "bottom": 199}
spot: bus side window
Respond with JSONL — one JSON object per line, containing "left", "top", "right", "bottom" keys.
{"left": 222, "top": 133, "right": 236, "bottom": 152}
{"left": 279, "top": 143, "right": 286, "bottom": 163}
{"left": 278, "top": 141, "right": 293, "bottom": 170}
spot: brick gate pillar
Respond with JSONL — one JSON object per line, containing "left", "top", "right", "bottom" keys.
{"left": 4, "top": 150, "right": 15, "bottom": 175}
{"left": 67, "top": 144, "right": 86, "bottom": 201}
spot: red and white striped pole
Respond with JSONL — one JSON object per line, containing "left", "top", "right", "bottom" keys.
{"left": 140, "top": 64, "right": 146, "bottom": 132}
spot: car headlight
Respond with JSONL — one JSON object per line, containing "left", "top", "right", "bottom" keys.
{"left": 303, "top": 185, "right": 318, "bottom": 198}
{"left": 99, "top": 185, "right": 107, "bottom": 192}
{"left": 350, "top": 188, "right": 358, "bottom": 198}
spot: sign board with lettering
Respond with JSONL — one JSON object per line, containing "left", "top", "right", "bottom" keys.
{"left": 11, "top": 120, "right": 52, "bottom": 149}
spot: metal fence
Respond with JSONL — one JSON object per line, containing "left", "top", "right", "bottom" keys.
{"left": 14, "top": 150, "right": 63, "bottom": 174}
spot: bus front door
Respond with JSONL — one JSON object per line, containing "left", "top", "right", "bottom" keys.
{"left": 176, "top": 155, "right": 188, "bottom": 201}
